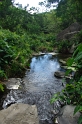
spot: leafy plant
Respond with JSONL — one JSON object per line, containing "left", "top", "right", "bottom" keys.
{"left": 0, "top": 70, "right": 7, "bottom": 80}
{"left": 0, "top": 29, "right": 32, "bottom": 79}
{"left": 58, "top": 39, "right": 72, "bottom": 53}
{"left": 0, "top": 83, "right": 4, "bottom": 92}
{"left": 50, "top": 43, "right": 82, "bottom": 124}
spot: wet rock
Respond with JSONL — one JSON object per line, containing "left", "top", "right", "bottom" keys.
{"left": 3, "top": 78, "right": 22, "bottom": 90}
{"left": 61, "top": 65, "right": 76, "bottom": 72}
{"left": 3, "top": 90, "right": 57, "bottom": 124}
{"left": 54, "top": 71, "right": 73, "bottom": 82}
{"left": 0, "top": 103, "right": 39, "bottom": 124}
{"left": 59, "top": 59, "right": 67, "bottom": 66}
{"left": 33, "top": 52, "right": 58, "bottom": 56}
{"left": 0, "top": 83, "right": 10, "bottom": 110}
{"left": 47, "top": 52, "right": 59, "bottom": 55}
{"left": 57, "top": 105, "right": 81, "bottom": 124}
{"left": 52, "top": 101, "right": 62, "bottom": 116}
{"left": 68, "top": 43, "right": 75, "bottom": 54}
{"left": 54, "top": 71, "right": 65, "bottom": 78}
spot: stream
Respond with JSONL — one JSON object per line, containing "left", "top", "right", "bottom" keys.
{"left": 3, "top": 53, "right": 65, "bottom": 124}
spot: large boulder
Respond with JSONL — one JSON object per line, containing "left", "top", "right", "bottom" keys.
{"left": 54, "top": 71, "right": 65, "bottom": 78}
{"left": 57, "top": 105, "right": 81, "bottom": 124}
{"left": 0, "top": 83, "right": 9, "bottom": 110}
{"left": 54, "top": 71, "right": 73, "bottom": 84}
{"left": 0, "top": 103, "right": 39, "bottom": 124}
{"left": 57, "top": 22, "right": 82, "bottom": 41}
{"left": 54, "top": 71, "right": 71, "bottom": 78}
{"left": 57, "top": 22, "right": 82, "bottom": 54}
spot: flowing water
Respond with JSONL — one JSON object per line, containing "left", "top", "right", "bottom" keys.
{"left": 24, "top": 54, "right": 62, "bottom": 92}
{"left": 3, "top": 53, "right": 65, "bottom": 124}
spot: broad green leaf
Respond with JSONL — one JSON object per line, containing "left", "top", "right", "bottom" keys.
{"left": 79, "top": 76, "right": 82, "bottom": 81}
{"left": 0, "top": 84, "right": 4, "bottom": 92}
{"left": 59, "top": 95, "right": 65, "bottom": 101}
{"left": 78, "top": 44, "right": 82, "bottom": 52}
{"left": 78, "top": 115, "right": 82, "bottom": 124}
{"left": 74, "top": 105, "right": 82, "bottom": 115}
{"left": 50, "top": 97, "right": 58, "bottom": 104}
{"left": 73, "top": 44, "right": 82, "bottom": 56}
{"left": 74, "top": 105, "right": 80, "bottom": 115}
{"left": 66, "top": 98, "right": 70, "bottom": 104}
{"left": 50, "top": 93, "right": 60, "bottom": 104}
{"left": 67, "top": 58, "right": 74, "bottom": 66}
{"left": 65, "top": 69, "right": 71, "bottom": 76}
{"left": 75, "top": 52, "right": 82, "bottom": 61}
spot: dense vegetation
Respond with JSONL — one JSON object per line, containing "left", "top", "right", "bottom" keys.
{"left": 49, "top": 0, "right": 82, "bottom": 123}
{"left": 0, "top": 0, "right": 82, "bottom": 123}
{"left": 0, "top": 0, "right": 59, "bottom": 80}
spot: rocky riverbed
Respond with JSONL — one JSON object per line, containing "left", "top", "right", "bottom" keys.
{"left": 2, "top": 54, "right": 64, "bottom": 124}
{"left": 1, "top": 53, "right": 80, "bottom": 124}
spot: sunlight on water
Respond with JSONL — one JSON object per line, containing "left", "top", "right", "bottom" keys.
{"left": 30, "top": 54, "right": 60, "bottom": 73}
{"left": 3, "top": 53, "right": 64, "bottom": 124}
{"left": 24, "top": 54, "right": 62, "bottom": 92}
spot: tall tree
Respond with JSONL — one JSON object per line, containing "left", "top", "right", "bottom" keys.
{"left": 56, "top": 0, "right": 82, "bottom": 29}
{"left": 0, "top": 0, "right": 12, "bottom": 18}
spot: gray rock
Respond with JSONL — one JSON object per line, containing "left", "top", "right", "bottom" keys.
{"left": 54, "top": 71, "right": 65, "bottom": 78}
{"left": 57, "top": 105, "right": 80, "bottom": 124}
{"left": 68, "top": 44, "right": 75, "bottom": 54}
{"left": 56, "top": 22, "right": 82, "bottom": 54}
{"left": 3, "top": 78, "right": 22, "bottom": 89}
{"left": 0, "top": 103, "right": 39, "bottom": 124}
{"left": 59, "top": 59, "right": 66, "bottom": 66}
{"left": 54, "top": 71, "right": 73, "bottom": 81}
{"left": 57, "top": 22, "right": 82, "bottom": 41}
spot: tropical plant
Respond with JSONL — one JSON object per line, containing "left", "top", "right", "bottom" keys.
{"left": 0, "top": 29, "right": 32, "bottom": 79}
{"left": 50, "top": 43, "right": 82, "bottom": 124}
{"left": 0, "top": 83, "right": 4, "bottom": 92}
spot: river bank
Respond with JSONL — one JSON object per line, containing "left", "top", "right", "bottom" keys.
{"left": 0, "top": 53, "right": 80, "bottom": 124}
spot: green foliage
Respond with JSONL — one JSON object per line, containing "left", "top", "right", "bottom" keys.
{"left": 0, "top": 83, "right": 4, "bottom": 92}
{"left": 0, "top": 29, "right": 32, "bottom": 79}
{"left": 57, "top": 30, "right": 82, "bottom": 54}
{"left": 58, "top": 39, "right": 72, "bottom": 53}
{"left": 56, "top": 0, "right": 82, "bottom": 29}
{"left": 50, "top": 92, "right": 60, "bottom": 104}
{"left": 0, "top": 28, "right": 55, "bottom": 79}
{"left": 0, "top": 70, "right": 7, "bottom": 80}
{"left": 67, "top": 58, "right": 74, "bottom": 66}
{"left": 50, "top": 43, "right": 82, "bottom": 124}
{"left": 0, "top": 1, "right": 82, "bottom": 123}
